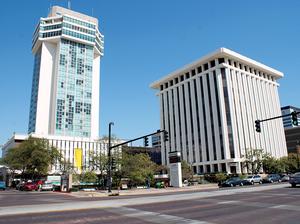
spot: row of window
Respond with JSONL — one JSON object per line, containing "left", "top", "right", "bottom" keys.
{"left": 160, "top": 57, "right": 276, "bottom": 91}
{"left": 63, "top": 16, "right": 96, "bottom": 29}
{"left": 40, "top": 23, "right": 62, "bottom": 31}
{"left": 40, "top": 30, "right": 62, "bottom": 38}
{"left": 63, "top": 22, "right": 95, "bottom": 36}
{"left": 62, "top": 29, "right": 95, "bottom": 43}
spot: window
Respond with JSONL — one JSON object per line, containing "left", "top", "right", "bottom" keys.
{"left": 218, "top": 58, "right": 225, "bottom": 64}
{"left": 175, "top": 77, "right": 179, "bottom": 84}
{"left": 185, "top": 72, "right": 190, "bottom": 79}
{"left": 170, "top": 80, "right": 173, "bottom": 86}
{"left": 160, "top": 85, "right": 163, "bottom": 91}
{"left": 180, "top": 75, "right": 184, "bottom": 81}
{"left": 197, "top": 66, "right": 202, "bottom": 74}
{"left": 191, "top": 69, "right": 196, "bottom": 76}
{"left": 204, "top": 63, "right": 209, "bottom": 71}
{"left": 210, "top": 60, "right": 215, "bottom": 67}
{"left": 228, "top": 59, "right": 232, "bottom": 65}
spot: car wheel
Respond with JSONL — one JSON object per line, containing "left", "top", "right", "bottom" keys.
{"left": 240, "top": 182, "right": 244, "bottom": 186}
{"left": 278, "top": 179, "right": 282, "bottom": 183}
{"left": 291, "top": 183, "right": 296, "bottom": 188}
{"left": 251, "top": 181, "right": 254, "bottom": 185}
{"left": 230, "top": 184, "right": 233, "bottom": 187}
{"left": 270, "top": 180, "right": 273, "bottom": 183}
{"left": 259, "top": 181, "right": 262, "bottom": 184}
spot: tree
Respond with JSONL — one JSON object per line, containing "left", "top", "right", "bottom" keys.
{"left": 181, "top": 160, "right": 193, "bottom": 181}
{"left": 242, "top": 148, "right": 265, "bottom": 174}
{"left": 80, "top": 171, "right": 97, "bottom": 183}
{"left": 3, "top": 137, "right": 61, "bottom": 179}
{"left": 120, "top": 153, "right": 157, "bottom": 186}
{"left": 280, "top": 153, "right": 299, "bottom": 173}
{"left": 262, "top": 154, "right": 285, "bottom": 174}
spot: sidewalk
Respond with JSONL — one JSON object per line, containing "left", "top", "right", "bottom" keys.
{"left": 69, "top": 183, "right": 218, "bottom": 198}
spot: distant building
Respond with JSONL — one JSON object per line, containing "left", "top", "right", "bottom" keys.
{"left": 284, "top": 126, "right": 300, "bottom": 154}
{"left": 151, "top": 48, "right": 287, "bottom": 174}
{"left": 281, "top": 106, "right": 300, "bottom": 128}
{"left": 122, "top": 146, "right": 162, "bottom": 165}
{"left": 151, "top": 133, "right": 161, "bottom": 149}
{"left": 1, "top": 133, "right": 122, "bottom": 174}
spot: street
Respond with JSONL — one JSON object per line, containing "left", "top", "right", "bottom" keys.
{"left": 0, "top": 183, "right": 299, "bottom": 223}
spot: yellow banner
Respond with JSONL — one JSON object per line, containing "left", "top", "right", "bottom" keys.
{"left": 74, "top": 148, "right": 82, "bottom": 171}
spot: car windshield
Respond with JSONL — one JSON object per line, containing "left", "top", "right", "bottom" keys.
{"left": 227, "top": 178, "right": 239, "bottom": 181}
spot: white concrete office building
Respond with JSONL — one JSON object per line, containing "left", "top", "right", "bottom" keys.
{"left": 151, "top": 48, "right": 287, "bottom": 174}
{"left": 29, "top": 6, "right": 104, "bottom": 139}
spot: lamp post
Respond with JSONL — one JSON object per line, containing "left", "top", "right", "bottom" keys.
{"left": 108, "top": 122, "right": 114, "bottom": 193}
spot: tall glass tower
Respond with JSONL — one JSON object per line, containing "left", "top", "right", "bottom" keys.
{"left": 28, "top": 6, "right": 103, "bottom": 139}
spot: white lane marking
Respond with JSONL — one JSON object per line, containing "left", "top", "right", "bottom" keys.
{"left": 217, "top": 201, "right": 239, "bottom": 204}
{"left": 109, "top": 207, "right": 213, "bottom": 224}
{"left": 271, "top": 205, "right": 300, "bottom": 211}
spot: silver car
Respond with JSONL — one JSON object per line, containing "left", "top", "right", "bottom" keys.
{"left": 289, "top": 172, "right": 300, "bottom": 188}
{"left": 245, "top": 175, "right": 262, "bottom": 184}
{"left": 41, "top": 181, "right": 54, "bottom": 191}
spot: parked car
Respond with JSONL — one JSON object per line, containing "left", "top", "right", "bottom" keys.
{"left": 280, "top": 174, "right": 290, "bottom": 182}
{"left": 220, "top": 177, "right": 251, "bottom": 187}
{"left": 244, "top": 175, "right": 262, "bottom": 184}
{"left": 0, "top": 181, "right": 6, "bottom": 190}
{"left": 289, "top": 172, "right": 300, "bottom": 188}
{"left": 16, "top": 182, "right": 26, "bottom": 191}
{"left": 263, "top": 174, "right": 282, "bottom": 183}
{"left": 41, "top": 181, "right": 53, "bottom": 191}
{"left": 22, "top": 182, "right": 38, "bottom": 191}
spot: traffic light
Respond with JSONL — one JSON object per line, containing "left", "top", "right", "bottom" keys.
{"left": 292, "top": 111, "right": 298, "bottom": 126}
{"left": 144, "top": 137, "right": 149, "bottom": 147}
{"left": 255, "top": 120, "right": 261, "bottom": 133}
{"left": 111, "top": 157, "right": 116, "bottom": 170}
{"left": 163, "top": 130, "right": 169, "bottom": 141}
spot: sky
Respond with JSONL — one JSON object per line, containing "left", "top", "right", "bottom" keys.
{"left": 1, "top": 0, "right": 300, "bottom": 150}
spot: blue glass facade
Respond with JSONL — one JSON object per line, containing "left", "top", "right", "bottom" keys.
{"left": 28, "top": 49, "right": 41, "bottom": 133}
{"left": 56, "top": 39, "right": 93, "bottom": 137}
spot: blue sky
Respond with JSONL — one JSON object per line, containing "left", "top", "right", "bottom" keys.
{"left": 1, "top": 0, "right": 300, "bottom": 149}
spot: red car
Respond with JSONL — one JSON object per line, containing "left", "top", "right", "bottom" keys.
{"left": 22, "top": 182, "right": 38, "bottom": 191}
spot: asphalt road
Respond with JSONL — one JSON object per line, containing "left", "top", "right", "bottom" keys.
{"left": 0, "top": 184, "right": 299, "bottom": 224}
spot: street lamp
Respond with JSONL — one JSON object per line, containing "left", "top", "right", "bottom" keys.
{"left": 108, "top": 122, "right": 114, "bottom": 193}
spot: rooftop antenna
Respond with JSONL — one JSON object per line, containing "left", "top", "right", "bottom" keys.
{"left": 68, "top": 0, "right": 71, "bottom": 9}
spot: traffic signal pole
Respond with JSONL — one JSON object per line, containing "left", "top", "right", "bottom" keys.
{"left": 109, "top": 129, "right": 168, "bottom": 150}
{"left": 107, "top": 129, "right": 168, "bottom": 193}
{"left": 255, "top": 111, "right": 299, "bottom": 132}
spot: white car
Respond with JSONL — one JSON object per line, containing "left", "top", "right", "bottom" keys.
{"left": 41, "top": 182, "right": 53, "bottom": 191}
{"left": 245, "top": 175, "right": 262, "bottom": 184}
